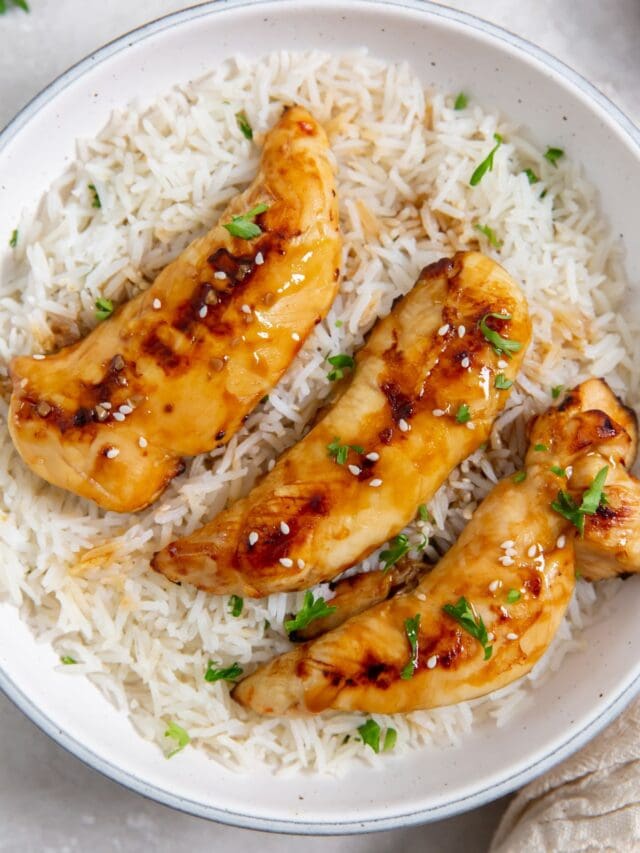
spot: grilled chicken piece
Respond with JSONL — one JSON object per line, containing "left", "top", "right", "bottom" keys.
{"left": 233, "top": 379, "right": 633, "bottom": 715}
{"left": 153, "top": 251, "right": 532, "bottom": 595}
{"left": 8, "top": 106, "right": 341, "bottom": 513}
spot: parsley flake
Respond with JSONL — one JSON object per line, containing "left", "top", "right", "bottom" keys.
{"left": 9, "top": 229, "right": 18, "bottom": 248}
{"left": 443, "top": 596, "right": 492, "bottom": 660}
{"left": 358, "top": 719, "right": 381, "bottom": 753}
{"left": 223, "top": 203, "right": 268, "bottom": 239}
{"left": 512, "top": 470, "right": 527, "bottom": 484}
{"left": 506, "top": 589, "right": 521, "bottom": 604}
{"left": 327, "top": 437, "right": 364, "bottom": 465}
{"left": 88, "top": 183, "right": 101, "bottom": 209}
{"left": 544, "top": 147, "right": 565, "bottom": 166}
{"left": 418, "top": 503, "right": 433, "bottom": 524}
{"left": 479, "top": 312, "right": 522, "bottom": 359}
{"left": 285, "top": 591, "right": 337, "bottom": 634}
{"left": 327, "top": 353, "right": 355, "bottom": 381}
{"left": 0, "top": 0, "right": 29, "bottom": 13}
{"left": 454, "top": 92, "right": 468, "bottom": 110}
{"left": 523, "top": 168, "right": 540, "bottom": 184}
{"left": 383, "top": 727, "right": 398, "bottom": 751}
{"left": 380, "top": 534, "right": 410, "bottom": 572}
{"left": 60, "top": 655, "right": 77, "bottom": 665}
{"left": 474, "top": 223, "right": 502, "bottom": 249}
{"left": 551, "top": 385, "right": 565, "bottom": 399}
{"left": 534, "top": 443, "right": 548, "bottom": 452}
{"left": 551, "top": 466, "right": 608, "bottom": 535}
{"left": 95, "top": 297, "right": 114, "bottom": 321}
{"left": 228, "top": 595, "right": 243, "bottom": 617}
{"left": 400, "top": 613, "right": 421, "bottom": 679}
{"left": 550, "top": 464, "right": 566, "bottom": 477}
{"left": 470, "top": 133, "right": 503, "bottom": 186}
{"left": 235, "top": 110, "right": 253, "bottom": 140}
{"left": 495, "top": 373, "right": 513, "bottom": 390}
{"left": 164, "top": 721, "right": 190, "bottom": 758}
{"left": 204, "top": 661, "right": 243, "bottom": 682}
{"left": 455, "top": 403, "right": 471, "bottom": 424}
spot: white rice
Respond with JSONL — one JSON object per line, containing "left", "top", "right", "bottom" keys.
{"left": 0, "top": 49, "right": 637, "bottom": 773}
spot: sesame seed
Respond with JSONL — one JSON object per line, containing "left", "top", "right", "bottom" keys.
{"left": 100, "top": 401, "right": 112, "bottom": 409}
{"left": 432, "top": 408, "right": 445, "bottom": 417}
{"left": 241, "top": 304, "right": 251, "bottom": 314}
{"left": 437, "top": 324, "right": 450, "bottom": 336}
{"left": 458, "top": 325, "right": 466, "bottom": 337}
{"left": 398, "top": 419, "right": 410, "bottom": 432}
{"left": 248, "top": 531, "right": 259, "bottom": 546}
{"left": 497, "top": 359, "right": 508, "bottom": 369}
{"left": 291, "top": 273, "right": 305, "bottom": 283}
{"left": 268, "top": 459, "right": 276, "bottom": 471}
{"left": 214, "top": 270, "right": 227, "bottom": 280}
{"left": 556, "top": 534, "right": 566, "bottom": 549}
{"left": 106, "top": 448, "right": 120, "bottom": 459}
{"left": 301, "top": 251, "right": 313, "bottom": 262}
{"left": 366, "top": 452, "right": 380, "bottom": 462}
{"left": 152, "top": 298, "right": 162, "bottom": 310}
{"left": 112, "top": 412, "right": 125, "bottom": 422}
{"left": 33, "top": 353, "right": 45, "bottom": 360}
{"left": 416, "top": 592, "right": 427, "bottom": 601}
{"left": 280, "top": 521, "right": 290, "bottom": 535}
{"left": 489, "top": 579, "right": 501, "bottom": 592}
{"left": 499, "top": 556, "right": 514, "bottom": 566}
{"left": 94, "top": 405, "right": 108, "bottom": 422}
{"left": 565, "top": 465, "right": 573, "bottom": 479}
{"left": 506, "top": 632, "right": 519, "bottom": 641}
{"left": 466, "top": 421, "right": 476, "bottom": 430}
{"left": 255, "top": 252, "right": 264, "bottom": 265}
{"left": 487, "top": 632, "right": 496, "bottom": 641}
{"left": 138, "top": 436, "right": 148, "bottom": 448}
{"left": 119, "top": 404, "right": 133, "bottom": 415}
{"left": 297, "top": 559, "right": 305, "bottom": 569}
{"left": 257, "top": 331, "right": 269, "bottom": 339}
{"left": 527, "top": 544, "right": 537, "bottom": 558}
{"left": 500, "top": 606, "right": 509, "bottom": 618}
{"left": 461, "top": 357, "right": 470, "bottom": 368}
{"left": 291, "top": 332, "right": 301, "bottom": 342}
{"left": 199, "top": 305, "right": 208, "bottom": 319}
{"left": 369, "top": 478, "right": 383, "bottom": 487}
{"left": 348, "top": 464, "right": 361, "bottom": 476}
{"left": 427, "top": 655, "right": 438, "bottom": 669}
{"left": 501, "top": 540, "right": 515, "bottom": 549}
{"left": 279, "top": 557, "right": 293, "bottom": 568}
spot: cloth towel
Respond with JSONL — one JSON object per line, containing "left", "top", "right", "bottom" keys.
{"left": 490, "top": 698, "right": 640, "bottom": 852}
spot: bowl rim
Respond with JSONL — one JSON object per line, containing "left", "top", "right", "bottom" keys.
{"left": 1, "top": 0, "right": 640, "bottom": 835}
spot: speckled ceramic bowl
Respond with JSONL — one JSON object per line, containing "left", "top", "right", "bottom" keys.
{"left": 1, "top": 0, "right": 639, "bottom": 834}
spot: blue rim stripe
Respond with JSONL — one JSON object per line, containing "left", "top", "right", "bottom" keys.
{"left": 1, "top": 0, "right": 639, "bottom": 835}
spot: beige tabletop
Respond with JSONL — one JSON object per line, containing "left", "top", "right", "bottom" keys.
{"left": 0, "top": 1, "right": 639, "bottom": 851}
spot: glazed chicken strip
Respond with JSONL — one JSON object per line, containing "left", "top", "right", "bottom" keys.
{"left": 8, "top": 106, "right": 341, "bottom": 512}
{"left": 153, "top": 251, "right": 532, "bottom": 595}
{"left": 232, "top": 379, "right": 634, "bottom": 715}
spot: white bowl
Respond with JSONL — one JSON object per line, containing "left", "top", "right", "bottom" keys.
{"left": 1, "top": 0, "right": 640, "bottom": 834}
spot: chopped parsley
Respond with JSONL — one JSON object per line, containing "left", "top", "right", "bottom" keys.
{"left": 379, "top": 534, "right": 410, "bottom": 572}
{"left": 284, "top": 591, "right": 336, "bottom": 634}
{"left": 383, "top": 727, "right": 398, "bottom": 751}
{"left": 455, "top": 403, "right": 471, "bottom": 424}
{"left": 60, "top": 655, "right": 77, "bottom": 665}
{"left": 228, "top": 595, "right": 243, "bottom": 617}
{"left": 470, "top": 133, "right": 503, "bottom": 186}
{"left": 204, "top": 661, "right": 243, "bottom": 682}
{"left": 9, "top": 229, "right": 18, "bottom": 248}
{"left": 550, "top": 464, "right": 566, "bottom": 477}
{"left": 400, "top": 613, "right": 421, "bottom": 679}
{"left": 544, "top": 147, "right": 565, "bottom": 166}
{"left": 523, "top": 168, "right": 540, "bottom": 184}
{"left": 506, "top": 589, "right": 521, "bottom": 604}
{"left": 534, "top": 443, "right": 548, "bottom": 452}
{"left": 474, "top": 223, "right": 502, "bottom": 249}
{"left": 327, "top": 437, "right": 364, "bottom": 465}
{"left": 223, "top": 203, "right": 269, "bottom": 239}
{"left": 88, "top": 183, "right": 101, "bottom": 209}
{"left": 335, "top": 319, "right": 343, "bottom": 327}
{"left": 164, "top": 721, "right": 190, "bottom": 758}
{"left": 326, "top": 353, "right": 355, "bottom": 381}
{"left": 495, "top": 373, "right": 513, "bottom": 390}
{"left": 358, "top": 719, "right": 381, "bottom": 753}
{"left": 512, "top": 470, "right": 527, "bottom": 484}
{"left": 259, "top": 395, "right": 269, "bottom": 404}
{"left": 235, "top": 110, "right": 253, "bottom": 140}
{"left": 95, "top": 297, "right": 114, "bottom": 321}
{"left": 443, "top": 596, "right": 492, "bottom": 660}
{"left": 454, "top": 92, "right": 468, "bottom": 110}
{"left": 418, "top": 503, "right": 433, "bottom": 524}
{"left": 551, "top": 384, "right": 565, "bottom": 399}
{"left": 479, "top": 312, "right": 522, "bottom": 359}
{"left": 0, "top": 0, "right": 29, "bottom": 13}
{"left": 551, "top": 465, "right": 608, "bottom": 535}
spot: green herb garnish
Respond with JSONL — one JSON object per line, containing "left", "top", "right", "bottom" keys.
{"left": 88, "top": 183, "right": 101, "bottom": 209}
{"left": 60, "top": 655, "right": 77, "bottom": 665}
{"left": 443, "top": 596, "right": 492, "bottom": 660}
{"left": 400, "top": 613, "right": 421, "bottom": 679}
{"left": 335, "top": 319, "right": 343, "bottom": 327}
{"left": 260, "top": 395, "right": 269, "bottom": 404}
{"left": 379, "top": 534, "right": 410, "bottom": 572}
{"left": 474, "top": 223, "right": 502, "bottom": 249}
{"left": 550, "top": 465, "right": 566, "bottom": 477}
{"left": 235, "top": 110, "right": 253, "bottom": 140}
{"left": 512, "top": 470, "right": 527, "bottom": 484}
{"left": 0, "top": 0, "right": 29, "bottom": 13}
{"left": 228, "top": 595, "right": 243, "bottom": 617}
{"left": 454, "top": 92, "right": 468, "bottom": 110}
{"left": 534, "top": 443, "right": 548, "bottom": 452}
{"left": 506, "top": 589, "right": 521, "bottom": 604}
{"left": 284, "top": 591, "right": 337, "bottom": 634}
{"left": 164, "top": 721, "right": 190, "bottom": 758}
{"left": 470, "top": 133, "right": 503, "bottom": 186}
{"left": 455, "top": 403, "right": 471, "bottom": 424}
{"left": 418, "top": 503, "right": 433, "bottom": 524}
{"left": 358, "top": 719, "right": 381, "bottom": 753}
{"left": 551, "top": 465, "right": 608, "bottom": 535}
{"left": 327, "top": 437, "right": 364, "bottom": 465}
{"left": 494, "top": 373, "right": 513, "bottom": 390}
{"left": 223, "top": 202, "right": 268, "bottom": 240}
{"left": 204, "top": 661, "right": 243, "bottom": 682}
{"left": 544, "top": 147, "right": 564, "bottom": 166}
{"left": 9, "top": 229, "right": 18, "bottom": 248}
{"left": 383, "top": 727, "right": 398, "bottom": 751}
{"left": 95, "top": 297, "right": 114, "bottom": 321}
{"left": 523, "top": 168, "right": 540, "bottom": 184}
{"left": 479, "top": 312, "right": 522, "bottom": 359}
{"left": 551, "top": 385, "right": 565, "bottom": 399}
{"left": 327, "top": 353, "right": 355, "bottom": 381}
